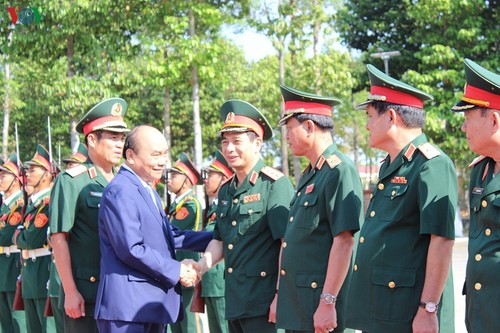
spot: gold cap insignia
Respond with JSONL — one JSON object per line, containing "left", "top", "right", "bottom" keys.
{"left": 225, "top": 112, "right": 235, "bottom": 124}
{"left": 111, "top": 103, "right": 123, "bottom": 116}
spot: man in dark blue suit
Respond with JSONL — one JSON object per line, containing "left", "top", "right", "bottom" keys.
{"left": 95, "top": 125, "right": 213, "bottom": 333}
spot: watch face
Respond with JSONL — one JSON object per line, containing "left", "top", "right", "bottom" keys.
{"left": 425, "top": 303, "right": 437, "bottom": 313}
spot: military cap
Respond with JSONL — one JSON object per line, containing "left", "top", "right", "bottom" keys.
{"left": 204, "top": 150, "right": 233, "bottom": 179}
{"left": 170, "top": 153, "right": 202, "bottom": 185}
{"left": 219, "top": 99, "right": 273, "bottom": 140}
{"left": 62, "top": 142, "right": 88, "bottom": 165}
{"left": 25, "top": 144, "right": 52, "bottom": 172}
{"left": 357, "top": 64, "right": 433, "bottom": 109}
{"left": 451, "top": 58, "right": 500, "bottom": 112}
{"left": 0, "top": 153, "right": 23, "bottom": 183}
{"left": 278, "top": 85, "right": 342, "bottom": 126}
{"left": 76, "top": 97, "right": 130, "bottom": 136}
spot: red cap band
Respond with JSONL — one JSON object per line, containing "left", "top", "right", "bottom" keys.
{"left": 211, "top": 159, "right": 233, "bottom": 178}
{"left": 370, "top": 86, "right": 424, "bottom": 108}
{"left": 222, "top": 114, "right": 264, "bottom": 138}
{"left": 284, "top": 100, "right": 332, "bottom": 116}
{"left": 31, "top": 153, "right": 51, "bottom": 171}
{"left": 462, "top": 84, "right": 500, "bottom": 110}
{"left": 83, "top": 115, "right": 126, "bottom": 136}
{"left": 175, "top": 161, "right": 199, "bottom": 185}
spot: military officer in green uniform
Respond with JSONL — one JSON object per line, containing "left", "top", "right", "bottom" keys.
{"left": 274, "top": 85, "right": 363, "bottom": 333}
{"left": 0, "top": 154, "right": 27, "bottom": 333}
{"left": 47, "top": 142, "right": 89, "bottom": 333}
{"left": 49, "top": 98, "right": 129, "bottom": 333}
{"left": 451, "top": 59, "right": 500, "bottom": 333}
{"left": 345, "top": 65, "right": 457, "bottom": 333}
{"left": 200, "top": 150, "right": 233, "bottom": 333}
{"left": 166, "top": 152, "right": 204, "bottom": 333}
{"left": 198, "top": 100, "right": 294, "bottom": 333}
{"left": 13, "top": 144, "right": 56, "bottom": 333}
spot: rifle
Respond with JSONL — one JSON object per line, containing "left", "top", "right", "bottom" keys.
{"left": 47, "top": 117, "right": 58, "bottom": 177}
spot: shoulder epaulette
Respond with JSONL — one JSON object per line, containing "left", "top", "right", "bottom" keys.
{"left": 220, "top": 175, "right": 234, "bottom": 187}
{"left": 418, "top": 142, "right": 441, "bottom": 160}
{"left": 325, "top": 154, "right": 342, "bottom": 169}
{"left": 260, "top": 166, "right": 284, "bottom": 181}
{"left": 65, "top": 164, "right": 87, "bottom": 178}
{"left": 468, "top": 155, "right": 488, "bottom": 169}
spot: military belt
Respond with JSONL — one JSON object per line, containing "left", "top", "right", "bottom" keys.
{"left": 22, "top": 247, "right": 51, "bottom": 261}
{"left": 0, "top": 245, "right": 21, "bottom": 256}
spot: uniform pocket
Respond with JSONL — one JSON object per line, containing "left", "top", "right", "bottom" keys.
{"left": 370, "top": 267, "right": 416, "bottom": 323}
{"left": 380, "top": 185, "right": 408, "bottom": 222}
{"left": 238, "top": 202, "right": 264, "bottom": 235}
{"left": 296, "top": 194, "right": 319, "bottom": 229}
{"left": 294, "top": 272, "right": 324, "bottom": 320}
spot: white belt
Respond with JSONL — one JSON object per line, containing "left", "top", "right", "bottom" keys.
{"left": 0, "top": 245, "right": 21, "bottom": 256}
{"left": 22, "top": 247, "right": 51, "bottom": 261}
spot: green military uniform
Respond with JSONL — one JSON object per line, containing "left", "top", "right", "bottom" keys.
{"left": 49, "top": 98, "right": 129, "bottom": 333}
{"left": 0, "top": 190, "right": 26, "bottom": 333}
{"left": 168, "top": 153, "right": 204, "bottom": 333}
{"left": 276, "top": 144, "right": 362, "bottom": 332}
{"left": 346, "top": 65, "right": 457, "bottom": 333}
{"left": 214, "top": 160, "right": 294, "bottom": 323}
{"left": 0, "top": 153, "right": 27, "bottom": 333}
{"left": 450, "top": 59, "right": 500, "bottom": 332}
{"left": 48, "top": 142, "right": 89, "bottom": 333}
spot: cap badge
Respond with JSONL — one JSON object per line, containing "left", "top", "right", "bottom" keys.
{"left": 225, "top": 112, "right": 235, "bottom": 124}
{"left": 111, "top": 103, "right": 123, "bottom": 116}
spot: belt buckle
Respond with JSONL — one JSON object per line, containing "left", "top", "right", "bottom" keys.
{"left": 0, "top": 247, "right": 4, "bottom": 255}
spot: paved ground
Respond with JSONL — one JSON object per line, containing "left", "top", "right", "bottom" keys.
{"left": 198, "top": 237, "right": 470, "bottom": 333}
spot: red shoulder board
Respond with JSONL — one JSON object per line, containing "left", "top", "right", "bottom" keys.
{"left": 175, "top": 207, "right": 189, "bottom": 220}
{"left": 88, "top": 167, "right": 98, "bottom": 179}
{"left": 34, "top": 213, "right": 49, "bottom": 228}
{"left": 8, "top": 212, "right": 22, "bottom": 226}
{"left": 418, "top": 142, "right": 440, "bottom": 160}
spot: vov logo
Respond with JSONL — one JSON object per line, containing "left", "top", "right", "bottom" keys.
{"left": 6, "top": 7, "right": 45, "bottom": 25}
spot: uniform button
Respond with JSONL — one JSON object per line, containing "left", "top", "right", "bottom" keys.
{"left": 233, "top": 198, "right": 238, "bottom": 204}
{"left": 280, "top": 269, "right": 286, "bottom": 276}
{"left": 388, "top": 281, "right": 396, "bottom": 289}
{"left": 475, "top": 254, "right": 482, "bottom": 261}
{"left": 481, "top": 200, "right": 487, "bottom": 208}
{"left": 304, "top": 201, "right": 309, "bottom": 206}
{"left": 289, "top": 216, "right": 294, "bottom": 222}
{"left": 297, "top": 192, "right": 301, "bottom": 196}
{"left": 98, "top": 204, "right": 100, "bottom": 208}
{"left": 311, "top": 282, "right": 317, "bottom": 289}
{"left": 378, "top": 183, "right": 384, "bottom": 190}
{"left": 370, "top": 193, "right": 374, "bottom": 199}
{"left": 90, "top": 276, "right": 96, "bottom": 283}
{"left": 359, "top": 237, "right": 365, "bottom": 243}
{"left": 475, "top": 283, "right": 481, "bottom": 290}
{"left": 282, "top": 242, "right": 287, "bottom": 248}
{"left": 228, "top": 244, "right": 234, "bottom": 250}
{"left": 485, "top": 228, "right": 492, "bottom": 236}
{"left": 260, "top": 271, "right": 267, "bottom": 277}
{"left": 370, "top": 211, "right": 375, "bottom": 217}
{"left": 227, "top": 267, "right": 233, "bottom": 273}
{"left": 354, "top": 264, "right": 358, "bottom": 271}
{"left": 391, "top": 190, "right": 396, "bottom": 196}
{"left": 231, "top": 221, "right": 237, "bottom": 226}
{"left": 248, "top": 209, "right": 253, "bottom": 214}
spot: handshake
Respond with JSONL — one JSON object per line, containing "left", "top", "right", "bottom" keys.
{"left": 179, "top": 258, "right": 208, "bottom": 288}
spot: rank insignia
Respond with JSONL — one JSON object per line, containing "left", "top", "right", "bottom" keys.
{"left": 88, "top": 167, "right": 98, "bottom": 179}
{"left": 243, "top": 193, "right": 261, "bottom": 203}
{"left": 175, "top": 207, "right": 189, "bottom": 220}
{"left": 249, "top": 171, "right": 259, "bottom": 184}
{"left": 209, "top": 212, "right": 216, "bottom": 222}
{"left": 305, "top": 184, "right": 315, "bottom": 194}
{"left": 8, "top": 212, "right": 22, "bottom": 226}
{"left": 25, "top": 214, "right": 34, "bottom": 222}
{"left": 34, "top": 214, "right": 49, "bottom": 228}
{"left": 1, "top": 214, "right": 7, "bottom": 221}
{"left": 391, "top": 176, "right": 407, "bottom": 184}
{"left": 472, "top": 187, "right": 484, "bottom": 195}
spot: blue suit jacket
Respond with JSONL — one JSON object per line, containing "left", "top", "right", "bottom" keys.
{"left": 94, "top": 167, "right": 213, "bottom": 324}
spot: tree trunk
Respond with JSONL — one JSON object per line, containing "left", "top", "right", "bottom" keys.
{"left": 67, "top": 35, "right": 79, "bottom": 153}
{"left": 2, "top": 63, "right": 11, "bottom": 160}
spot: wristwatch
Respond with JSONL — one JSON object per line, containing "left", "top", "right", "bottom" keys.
{"left": 320, "top": 293, "right": 337, "bottom": 305}
{"left": 419, "top": 301, "right": 438, "bottom": 313}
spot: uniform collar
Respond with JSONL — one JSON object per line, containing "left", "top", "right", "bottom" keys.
{"left": 2, "top": 190, "right": 22, "bottom": 207}
{"left": 30, "top": 187, "right": 51, "bottom": 205}
{"left": 230, "top": 159, "right": 265, "bottom": 192}
{"left": 314, "top": 143, "right": 338, "bottom": 170}
{"left": 174, "top": 188, "right": 193, "bottom": 204}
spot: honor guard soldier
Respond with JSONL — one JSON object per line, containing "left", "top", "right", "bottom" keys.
{"left": 451, "top": 59, "right": 500, "bottom": 333}
{"left": 345, "top": 65, "right": 457, "bottom": 333}
{"left": 49, "top": 98, "right": 129, "bottom": 333}
{"left": 201, "top": 150, "right": 233, "bottom": 333}
{"left": 275, "top": 85, "right": 363, "bottom": 333}
{"left": 198, "top": 100, "right": 294, "bottom": 333}
{"left": 0, "top": 154, "right": 27, "bottom": 333}
{"left": 13, "top": 144, "right": 56, "bottom": 333}
{"left": 47, "top": 142, "right": 89, "bottom": 333}
{"left": 167, "top": 152, "right": 204, "bottom": 333}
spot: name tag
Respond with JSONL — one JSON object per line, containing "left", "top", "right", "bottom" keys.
{"left": 472, "top": 187, "right": 484, "bottom": 195}
{"left": 90, "top": 191, "right": 103, "bottom": 198}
